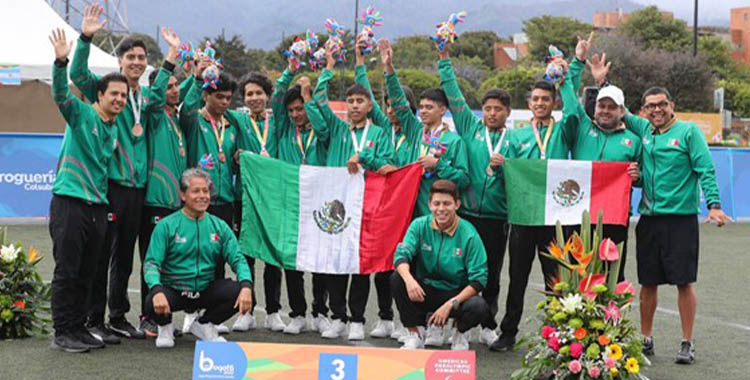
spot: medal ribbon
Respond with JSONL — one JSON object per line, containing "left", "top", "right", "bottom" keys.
{"left": 392, "top": 129, "right": 407, "bottom": 152}
{"left": 128, "top": 89, "right": 143, "bottom": 126}
{"left": 202, "top": 108, "right": 226, "bottom": 153}
{"left": 485, "top": 127, "right": 507, "bottom": 158}
{"left": 164, "top": 109, "right": 183, "bottom": 150}
{"left": 250, "top": 116, "right": 269, "bottom": 152}
{"left": 531, "top": 117, "right": 555, "bottom": 159}
{"left": 350, "top": 121, "right": 370, "bottom": 153}
{"left": 295, "top": 126, "right": 315, "bottom": 160}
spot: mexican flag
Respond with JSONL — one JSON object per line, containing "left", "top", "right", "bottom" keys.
{"left": 504, "top": 159, "right": 632, "bottom": 226}
{"left": 238, "top": 153, "right": 422, "bottom": 274}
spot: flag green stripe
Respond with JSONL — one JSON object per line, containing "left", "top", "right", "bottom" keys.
{"left": 505, "top": 159, "right": 547, "bottom": 225}
{"left": 239, "top": 153, "right": 299, "bottom": 267}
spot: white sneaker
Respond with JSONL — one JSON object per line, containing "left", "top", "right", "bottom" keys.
{"left": 232, "top": 313, "right": 257, "bottom": 332}
{"left": 182, "top": 311, "right": 198, "bottom": 334}
{"left": 479, "top": 327, "right": 498, "bottom": 347}
{"left": 321, "top": 319, "right": 347, "bottom": 339}
{"left": 311, "top": 315, "right": 331, "bottom": 332}
{"left": 424, "top": 325, "right": 445, "bottom": 347}
{"left": 214, "top": 323, "right": 230, "bottom": 334}
{"left": 156, "top": 323, "right": 175, "bottom": 348}
{"left": 401, "top": 330, "right": 425, "bottom": 349}
{"left": 451, "top": 328, "right": 470, "bottom": 350}
{"left": 391, "top": 324, "right": 408, "bottom": 341}
{"left": 189, "top": 321, "right": 227, "bottom": 342}
{"left": 283, "top": 316, "right": 308, "bottom": 335}
{"left": 348, "top": 322, "right": 365, "bottom": 341}
{"left": 369, "top": 320, "right": 394, "bottom": 338}
{"left": 265, "top": 313, "right": 287, "bottom": 332}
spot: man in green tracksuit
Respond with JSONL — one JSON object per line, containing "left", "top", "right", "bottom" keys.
{"left": 558, "top": 36, "right": 642, "bottom": 283}
{"left": 437, "top": 41, "right": 513, "bottom": 347}
{"left": 493, "top": 77, "right": 574, "bottom": 352}
{"left": 47, "top": 28, "right": 126, "bottom": 353}
{"left": 136, "top": 29, "right": 188, "bottom": 337}
{"left": 143, "top": 168, "right": 252, "bottom": 349}
{"left": 312, "top": 47, "right": 395, "bottom": 341}
{"left": 391, "top": 179, "right": 489, "bottom": 350}
{"left": 621, "top": 85, "right": 728, "bottom": 364}
{"left": 72, "top": 5, "right": 150, "bottom": 340}
{"left": 352, "top": 36, "right": 419, "bottom": 340}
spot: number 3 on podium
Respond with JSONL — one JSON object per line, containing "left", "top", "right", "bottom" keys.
{"left": 318, "top": 353, "right": 357, "bottom": 380}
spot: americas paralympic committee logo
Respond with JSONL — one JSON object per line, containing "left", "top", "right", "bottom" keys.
{"left": 552, "top": 179, "right": 584, "bottom": 207}
{"left": 313, "top": 199, "right": 351, "bottom": 235}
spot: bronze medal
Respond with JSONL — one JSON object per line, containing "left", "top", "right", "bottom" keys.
{"left": 486, "top": 164, "right": 494, "bottom": 176}
{"left": 132, "top": 123, "right": 143, "bottom": 137}
{"left": 218, "top": 151, "right": 226, "bottom": 163}
{"left": 179, "top": 146, "right": 186, "bottom": 157}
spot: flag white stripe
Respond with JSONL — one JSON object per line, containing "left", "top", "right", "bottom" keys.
{"left": 296, "top": 166, "right": 364, "bottom": 273}
{"left": 544, "top": 160, "right": 592, "bottom": 225}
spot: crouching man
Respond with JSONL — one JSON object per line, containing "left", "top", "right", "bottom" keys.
{"left": 391, "top": 179, "right": 490, "bottom": 350}
{"left": 143, "top": 168, "right": 252, "bottom": 348}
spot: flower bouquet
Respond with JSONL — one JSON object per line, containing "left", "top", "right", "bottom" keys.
{"left": 512, "top": 211, "right": 649, "bottom": 380}
{"left": 0, "top": 226, "right": 51, "bottom": 339}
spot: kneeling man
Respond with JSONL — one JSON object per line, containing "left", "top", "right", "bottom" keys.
{"left": 143, "top": 168, "right": 252, "bottom": 348}
{"left": 391, "top": 179, "right": 489, "bottom": 350}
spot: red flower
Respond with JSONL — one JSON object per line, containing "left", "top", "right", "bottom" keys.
{"left": 548, "top": 336, "right": 561, "bottom": 352}
{"left": 574, "top": 328, "right": 587, "bottom": 340}
{"left": 13, "top": 300, "right": 25, "bottom": 309}
{"left": 579, "top": 274, "right": 607, "bottom": 300}
{"left": 615, "top": 281, "right": 636, "bottom": 299}
{"left": 569, "top": 342, "right": 583, "bottom": 359}
{"left": 598, "top": 238, "right": 619, "bottom": 262}
{"left": 542, "top": 325, "right": 557, "bottom": 340}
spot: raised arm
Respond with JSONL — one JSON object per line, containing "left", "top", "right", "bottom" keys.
{"left": 50, "top": 28, "right": 86, "bottom": 128}
{"left": 144, "top": 27, "right": 180, "bottom": 113}
{"left": 380, "top": 39, "right": 422, "bottom": 140}
{"left": 354, "top": 36, "right": 391, "bottom": 131}
{"left": 70, "top": 4, "right": 107, "bottom": 102}
{"left": 436, "top": 42, "right": 480, "bottom": 137}
{"left": 301, "top": 77, "right": 330, "bottom": 145}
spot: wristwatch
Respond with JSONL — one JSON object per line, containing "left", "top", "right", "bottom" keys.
{"left": 450, "top": 298, "right": 460, "bottom": 311}
{"left": 708, "top": 203, "right": 722, "bottom": 210}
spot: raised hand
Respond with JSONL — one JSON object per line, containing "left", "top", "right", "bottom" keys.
{"left": 161, "top": 27, "right": 181, "bottom": 63}
{"left": 378, "top": 39, "right": 394, "bottom": 73}
{"left": 436, "top": 41, "right": 450, "bottom": 60}
{"left": 576, "top": 31, "right": 594, "bottom": 61}
{"left": 81, "top": 3, "right": 106, "bottom": 38}
{"left": 49, "top": 28, "right": 73, "bottom": 61}
{"left": 354, "top": 34, "right": 366, "bottom": 66}
{"left": 298, "top": 76, "right": 312, "bottom": 101}
{"left": 325, "top": 45, "right": 339, "bottom": 70}
{"left": 587, "top": 52, "right": 611, "bottom": 87}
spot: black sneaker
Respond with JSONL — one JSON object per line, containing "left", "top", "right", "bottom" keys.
{"left": 675, "top": 339, "right": 695, "bottom": 364}
{"left": 489, "top": 333, "right": 516, "bottom": 352}
{"left": 643, "top": 336, "right": 655, "bottom": 356}
{"left": 108, "top": 317, "right": 146, "bottom": 339}
{"left": 50, "top": 332, "right": 90, "bottom": 353}
{"left": 74, "top": 327, "right": 105, "bottom": 349}
{"left": 87, "top": 323, "right": 121, "bottom": 345}
{"left": 139, "top": 317, "right": 158, "bottom": 338}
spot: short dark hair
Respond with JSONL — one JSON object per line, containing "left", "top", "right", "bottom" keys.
{"left": 420, "top": 87, "right": 448, "bottom": 108}
{"left": 641, "top": 86, "right": 672, "bottom": 104}
{"left": 529, "top": 80, "right": 557, "bottom": 100}
{"left": 203, "top": 72, "right": 237, "bottom": 94}
{"left": 116, "top": 38, "right": 147, "bottom": 58}
{"left": 482, "top": 88, "right": 511, "bottom": 108}
{"left": 284, "top": 85, "right": 303, "bottom": 107}
{"left": 429, "top": 179, "right": 459, "bottom": 201}
{"left": 96, "top": 72, "right": 129, "bottom": 100}
{"left": 345, "top": 83, "right": 372, "bottom": 99}
{"left": 239, "top": 72, "right": 273, "bottom": 97}
{"left": 384, "top": 85, "right": 417, "bottom": 114}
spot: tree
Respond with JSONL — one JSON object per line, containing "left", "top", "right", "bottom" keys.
{"left": 479, "top": 65, "right": 545, "bottom": 109}
{"left": 618, "top": 6, "right": 691, "bottom": 52}
{"left": 698, "top": 35, "right": 740, "bottom": 80}
{"left": 720, "top": 79, "right": 750, "bottom": 118}
{"left": 392, "top": 35, "right": 436, "bottom": 69}
{"left": 451, "top": 30, "right": 505, "bottom": 69}
{"left": 523, "top": 16, "right": 592, "bottom": 62}
{"left": 447, "top": 55, "right": 490, "bottom": 88}
{"left": 202, "top": 34, "right": 255, "bottom": 80}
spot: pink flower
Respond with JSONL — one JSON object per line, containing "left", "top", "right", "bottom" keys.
{"left": 615, "top": 281, "right": 636, "bottom": 299}
{"left": 548, "top": 336, "right": 561, "bottom": 352}
{"left": 598, "top": 238, "right": 619, "bottom": 261}
{"left": 579, "top": 274, "right": 607, "bottom": 300}
{"left": 588, "top": 366, "right": 601, "bottom": 378}
{"left": 568, "top": 360, "right": 582, "bottom": 374}
{"left": 569, "top": 342, "right": 584, "bottom": 358}
{"left": 604, "top": 357, "right": 617, "bottom": 369}
{"left": 542, "top": 325, "right": 557, "bottom": 340}
{"left": 603, "top": 300, "right": 622, "bottom": 325}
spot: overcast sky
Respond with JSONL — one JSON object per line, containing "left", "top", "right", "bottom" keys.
{"left": 632, "top": 0, "right": 748, "bottom": 23}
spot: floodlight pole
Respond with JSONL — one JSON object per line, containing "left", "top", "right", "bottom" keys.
{"left": 693, "top": 0, "right": 698, "bottom": 56}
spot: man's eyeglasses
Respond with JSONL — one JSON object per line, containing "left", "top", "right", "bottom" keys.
{"left": 642, "top": 101, "right": 670, "bottom": 111}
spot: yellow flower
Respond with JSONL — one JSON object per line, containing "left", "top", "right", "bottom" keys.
{"left": 625, "top": 357, "right": 640, "bottom": 374}
{"left": 28, "top": 246, "right": 39, "bottom": 262}
{"left": 609, "top": 344, "right": 623, "bottom": 361}
{"left": 610, "top": 367, "right": 619, "bottom": 377}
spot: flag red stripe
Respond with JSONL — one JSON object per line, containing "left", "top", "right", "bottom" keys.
{"left": 359, "top": 164, "right": 423, "bottom": 274}
{"left": 590, "top": 161, "right": 633, "bottom": 226}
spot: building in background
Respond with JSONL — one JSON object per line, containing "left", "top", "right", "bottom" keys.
{"left": 730, "top": 7, "right": 750, "bottom": 66}
{"left": 493, "top": 34, "right": 529, "bottom": 69}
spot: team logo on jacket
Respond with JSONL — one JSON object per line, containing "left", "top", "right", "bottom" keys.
{"left": 588, "top": 129, "right": 598, "bottom": 138}
{"left": 421, "top": 242, "right": 433, "bottom": 252}
{"left": 621, "top": 138, "right": 633, "bottom": 148}
{"left": 313, "top": 199, "right": 351, "bottom": 234}
{"left": 211, "top": 233, "right": 220, "bottom": 243}
{"left": 367, "top": 140, "right": 374, "bottom": 148}
{"left": 668, "top": 138, "right": 680, "bottom": 147}
{"left": 552, "top": 179, "right": 584, "bottom": 207}
{"left": 174, "top": 233, "right": 187, "bottom": 244}
{"left": 455, "top": 248, "right": 462, "bottom": 257}
{"left": 199, "top": 154, "right": 215, "bottom": 169}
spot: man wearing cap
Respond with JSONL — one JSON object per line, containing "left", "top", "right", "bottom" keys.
{"left": 558, "top": 38, "right": 642, "bottom": 282}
